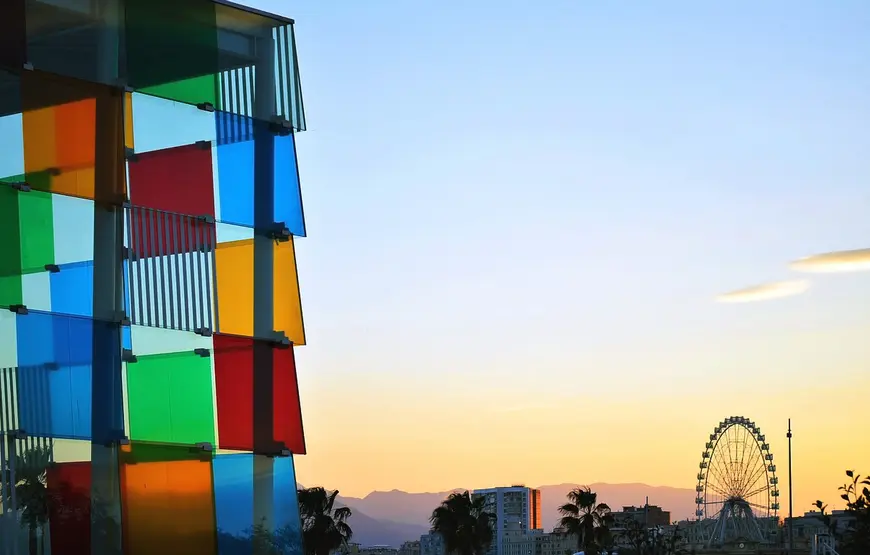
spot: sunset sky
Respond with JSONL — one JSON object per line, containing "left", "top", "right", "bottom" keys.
{"left": 248, "top": 0, "right": 870, "bottom": 517}
{"left": 2, "top": 0, "right": 866, "bottom": 525}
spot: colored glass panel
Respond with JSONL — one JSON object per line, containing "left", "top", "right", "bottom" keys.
{"left": 145, "top": 75, "right": 219, "bottom": 108}
{"left": 125, "top": 92, "right": 134, "bottom": 151}
{"left": 131, "top": 92, "right": 216, "bottom": 154}
{"left": 15, "top": 311, "right": 123, "bottom": 442}
{"left": 21, "top": 270, "right": 51, "bottom": 312}
{"left": 214, "top": 454, "right": 255, "bottom": 546}
{"left": 273, "top": 456, "right": 304, "bottom": 545}
{"left": 213, "top": 335, "right": 305, "bottom": 454}
{"left": 128, "top": 325, "right": 212, "bottom": 357}
{"left": 214, "top": 237, "right": 305, "bottom": 344}
{"left": 50, "top": 261, "right": 94, "bottom": 318}
{"left": 273, "top": 238, "right": 306, "bottom": 345}
{"left": 24, "top": 0, "right": 123, "bottom": 85}
{"left": 125, "top": 0, "right": 219, "bottom": 98}
{"left": 0, "top": 311, "right": 17, "bottom": 368}
{"left": 52, "top": 195, "right": 94, "bottom": 265}
{"left": 126, "top": 351, "right": 215, "bottom": 446}
{"left": 0, "top": 182, "right": 55, "bottom": 302}
{"left": 47, "top": 461, "right": 92, "bottom": 555}
{"left": 215, "top": 115, "right": 306, "bottom": 236}
{"left": 23, "top": 98, "right": 96, "bottom": 199}
{"left": 19, "top": 70, "right": 126, "bottom": 202}
{"left": 120, "top": 444, "right": 217, "bottom": 555}
{"left": 272, "top": 346, "right": 306, "bottom": 455}
{"left": 18, "top": 190, "right": 55, "bottom": 269}
{"left": 213, "top": 454, "right": 302, "bottom": 554}
{"left": 0, "top": 112, "right": 24, "bottom": 175}
{"left": 128, "top": 143, "right": 216, "bottom": 217}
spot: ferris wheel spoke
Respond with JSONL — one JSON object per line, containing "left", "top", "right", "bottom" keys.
{"left": 706, "top": 481, "right": 731, "bottom": 499}
{"left": 742, "top": 462, "right": 768, "bottom": 496}
{"left": 707, "top": 461, "right": 732, "bottom": 494}
{"left": 744, "top": 483, "right": 771, "bottom": 499}
{"left": 709, "top": 447, "right": 733, "bottom": 487}
{"left": 747, "top": 500, "right": 769, "bottom": 512}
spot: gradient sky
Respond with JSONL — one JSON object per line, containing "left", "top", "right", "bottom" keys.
{"left": 5, "top": 0, "right": 866, "bottom": 524}
{"left": 237, "top": 0, "right": 870, "bottom": 518}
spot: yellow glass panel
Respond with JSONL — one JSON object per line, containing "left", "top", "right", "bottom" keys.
{"left": 274, "top": 238, "right": 306, "bottom": 345}
{"left": 121, "top": 458, "right": 216, "bottom": 555}
{"left": 215, "top": 238, "right": 255, "bottom": 337}
{"left": 215, "top": 238, "right": 305, "bottom": 344}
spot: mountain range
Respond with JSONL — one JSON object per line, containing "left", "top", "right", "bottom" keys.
{"left": 324, "top": 483, "right": 697, "bottom": 547}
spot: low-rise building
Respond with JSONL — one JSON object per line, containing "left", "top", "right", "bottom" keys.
{"left": 420, "top": 532, "right": 446, "bottom": 555}
{"left": 398, "top": 540, "right": 420, "bottom": 555}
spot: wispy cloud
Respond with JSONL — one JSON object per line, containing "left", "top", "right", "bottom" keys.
{"left": 716, "top": 280, "right": 809, "bottom": 303}
{"left": 790, "top": 248, "right": 870, "bottom": 274}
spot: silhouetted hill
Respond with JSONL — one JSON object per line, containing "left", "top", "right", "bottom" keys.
{"left": 298, "top": 484, "right": 430, "bottom": 548}
{"left": 338, "top": 483, "right": 696, "bottom": 532}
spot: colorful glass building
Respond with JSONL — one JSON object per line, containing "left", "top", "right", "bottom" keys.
{"left": 0, "top": 1, "right": 309, "bottom": 553}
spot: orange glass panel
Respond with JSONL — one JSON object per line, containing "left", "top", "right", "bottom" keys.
{"left": 55, "top": 99, "right": 96, "bottom": 169}
{"left": 22, "top": 106, "right": 57, "bottom": 172}
{"left": 214, "top": 238, "right": 305, "bottom": 344}
{"left": 23, "top": 99, "right": 97, "bottom": 199}
{"left": 121, "top": 452, "right": 216, "bottom": 555}
{"left": 124, "top": 92, "right": 135, "bottom": 151}
{"left": 20, "top": 71, "right": 125, "bottom": 202}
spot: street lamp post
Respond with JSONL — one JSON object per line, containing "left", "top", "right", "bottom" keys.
{"left": 787, "top": 418, "right": 794, "bottom": 554}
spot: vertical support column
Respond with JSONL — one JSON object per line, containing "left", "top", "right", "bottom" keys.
{"left": 252, "top": 31, "right": 277, "bottom": 544}
{"left": 91, "top": 2, "right": 125, "bottom": 553}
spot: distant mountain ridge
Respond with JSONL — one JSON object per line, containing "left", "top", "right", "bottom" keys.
{"left": 334, "top": 482, "right": 697, "bottom": 545}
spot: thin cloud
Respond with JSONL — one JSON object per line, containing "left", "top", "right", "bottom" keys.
{"left": 790, "top": 248, "right": 870, "bottom": 274}
{"left": 716, "top": 280, "right": 809, "bottom": 304}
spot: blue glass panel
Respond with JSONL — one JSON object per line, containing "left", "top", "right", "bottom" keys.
{"left": 274, "top": 134, "right": 305, "bottom": 238}
{"left": 215, "top": 113, "right": 305, "bottom": 237}
{"left": 214, "top": 454, "right": 255, "bottom": 555}
{"left": 15, "top": 311, "right": 123, "bottom": 442}
{"left": 122, "top": 325, "right": 132, "bottom": 351}
{"left": 50, "top": 261, "right": 94, "bottom": 317}
{"left": 273, "top": 455, "right": 303, "bottom": 549}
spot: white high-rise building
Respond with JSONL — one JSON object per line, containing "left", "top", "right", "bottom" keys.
{"left": 472, "top": 486, "right": 542, "bottom": 555}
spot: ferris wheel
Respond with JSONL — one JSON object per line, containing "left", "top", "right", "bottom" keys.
{"left": 695, "top": 417, "right": 780, "bottom": 545}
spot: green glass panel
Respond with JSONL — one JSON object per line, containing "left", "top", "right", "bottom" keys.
{"left": 18, "top": 190, "right": 54, "bottom": 271}
{"left": 0, "top": 182, "right": 23, "bottom": 279}
{"left": 0, "top": 275, "right": 23, "bottom": 308}
{"left": 141, "top": 74, "right": 218, "bottom": 107}
{"left": 126, "top": 351, "right": 215, "bottom": 446}
{"left": 125, "top": 0, "right": 218, "bottom": 94}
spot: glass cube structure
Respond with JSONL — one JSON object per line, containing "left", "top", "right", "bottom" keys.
{"left": 0, "top": 1, "right": 308, "bottom": 554}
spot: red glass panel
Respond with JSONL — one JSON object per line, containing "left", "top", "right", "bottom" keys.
{"left": 274, "top": 344, "right": 306, "bottom": 454}
{"left": 213, "top": 334, "right": 306, "bottom": 454}
{"left": 47, "top": 462, "right": 92, "bottom": 555}
{"left": 128, "top": 143, "right": 215, "bottom": 258}
{"left": 128, "top": 143, "right": 215, "bottom": 216}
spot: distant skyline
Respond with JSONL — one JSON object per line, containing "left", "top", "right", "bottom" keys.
{"left": 165, "top": 0, "right": 870, "bottom": 516}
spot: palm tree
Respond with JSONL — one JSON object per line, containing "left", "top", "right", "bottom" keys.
{"left": 429, "top": 491, "right": 496, "bottom": 555}
{"left": 297, "top": 486, "right": 353, "bottom": 555}
{"left": 558, "top": 486, "right": 613, "bottom": 554}
{"left": 1, "top": 444, "right": 52, "bottom": 555}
